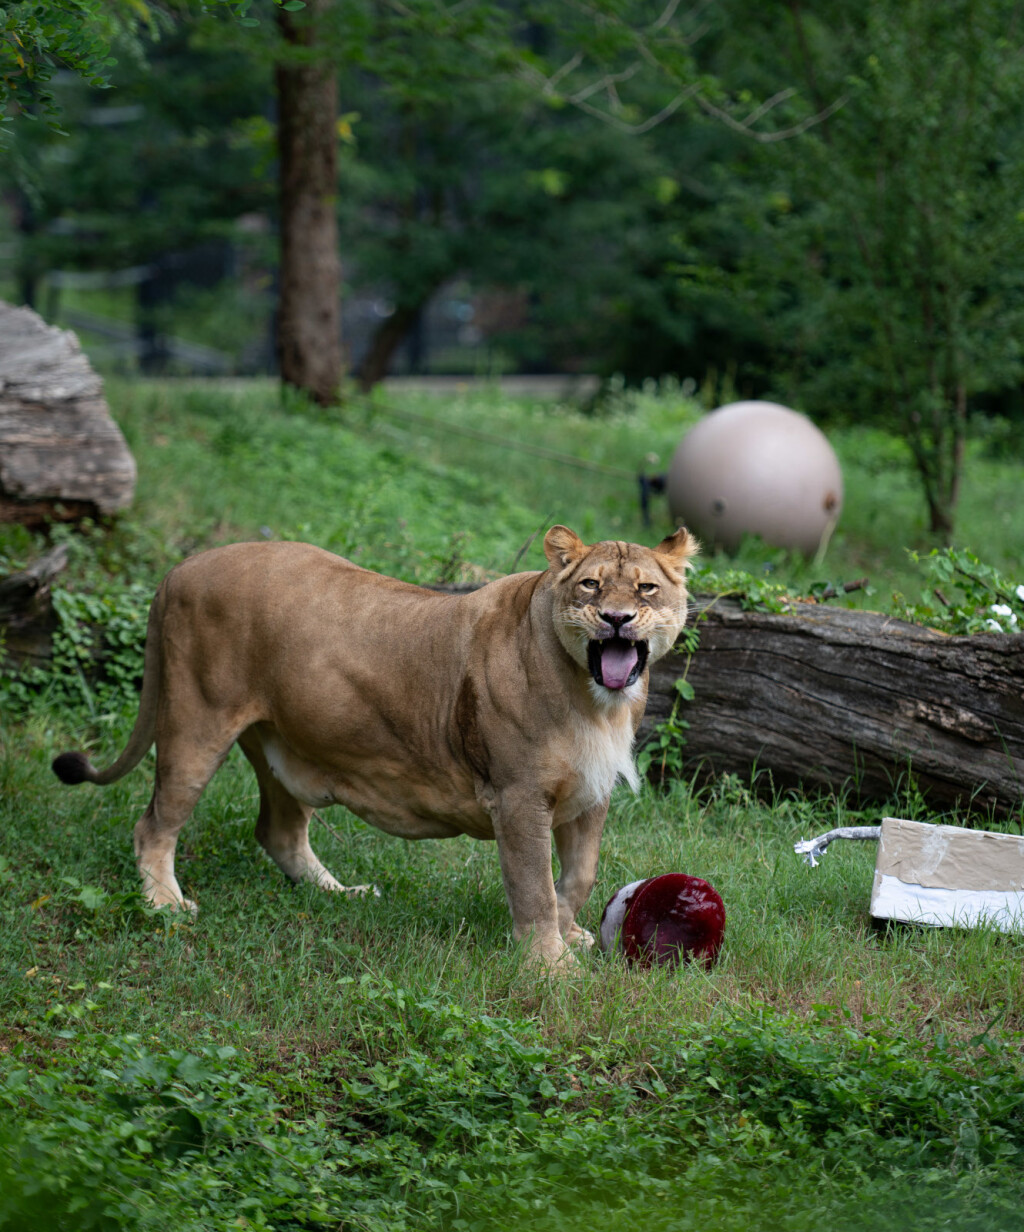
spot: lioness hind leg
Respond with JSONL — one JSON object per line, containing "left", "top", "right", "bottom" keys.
{"left": 237, "top": 730, "right": 345, "bottom": 892}
{"left": 553, "top": 802, "right": 608, "bottom": 949}
{"left": 135, "top": 795, "right": 197, "bottom": 912}
{"left": 134, "top": 745, "right": 232, "bottom": 911}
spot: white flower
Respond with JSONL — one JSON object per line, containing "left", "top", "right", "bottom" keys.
{"left": 985, "top": 619, "right": 1003, "bottom": 632}
{"left": 988, "top": 604, "right": 1018, "bottom": 628}
{"left": 1016, "top": 584, "right": 1024, "bottom": 603}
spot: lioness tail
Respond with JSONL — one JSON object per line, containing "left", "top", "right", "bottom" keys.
{"left": 51, "top": 586, "right": 163, "bottom": 788}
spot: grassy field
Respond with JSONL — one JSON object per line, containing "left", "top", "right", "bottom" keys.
{"left": 359, "top": 378, "right": 1024, "bottom": 598}
{"left": 2, "top": 380, "right": 1024, "bottom": 1230}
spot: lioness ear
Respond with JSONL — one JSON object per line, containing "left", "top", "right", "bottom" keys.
{"left": 543, "top": 525, "right": 586, "bottom": 570}
{"left": 654, "top": 526, "right": 700, "bottom": 575}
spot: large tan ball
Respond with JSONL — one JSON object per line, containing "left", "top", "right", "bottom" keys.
{"left": 667, "top": 401, "right": 843, "bottom": 555}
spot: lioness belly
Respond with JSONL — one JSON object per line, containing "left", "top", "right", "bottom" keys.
{"left": 256, "top": 727, "right": 492, "bottom": 840}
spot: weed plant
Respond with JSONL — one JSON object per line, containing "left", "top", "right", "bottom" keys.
{"left": 2, "top": 380, "right": 1024, "bottom": 1228}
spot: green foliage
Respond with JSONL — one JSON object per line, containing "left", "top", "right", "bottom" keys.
{"left": 0, "top": 2, "right": 132, "bottom": 138}
{"left": 0, "top": 539, "right": 151, "bottom": 719}
{"left": 0, "top": 0, "right": 748, "bottom": 383}
{"left": 42, "top": 874, "right": 165, "bottom": 943}
{"left": 719, "top": 0, "right": 1024, "bottom": 537}
{"left": 2, "top": 990, "right": 1024, "bottom": 1231}
{"left": 0, "top": 0, "right": 304, "bottom": 146}
{"left": 692, "top": 564, "right": 803, "bottom": 615}
{"left": 637, "top": 635, "right": 698, "bottom": 786}
{"left": 0, "top": 1036, "right": 343, "bottom": 1231}
{"left": 1, "top": 15, "right": 275, "bottom": 293}
{"left": 894, "top": 548, "right": 1024, "bottom": 635}
{"left": 50, "top": 583, "right": 150, "bottom": 697}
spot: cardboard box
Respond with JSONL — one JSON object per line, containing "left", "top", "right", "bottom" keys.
{"left": 870, "top": 816, "right": 1024, "bottom": 933}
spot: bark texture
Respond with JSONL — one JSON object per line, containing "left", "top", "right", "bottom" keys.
{"left": 275, "top": 0, "right": 342, "bottom": 405}
{"left": 645, "top": 598, "right": 1024, "bottom": 816}
{"left": 0, "top": 302, "right": 136, "bottom": 524}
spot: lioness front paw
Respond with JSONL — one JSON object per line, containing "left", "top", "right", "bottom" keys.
{"left": 340, "top": 883, "right": 381, "bottom": 898}
{"left": 520, "top": 936, "right": 579, "bottom": 974}
{"left": 151, "top": 896, "right": 198, "bottom": 917}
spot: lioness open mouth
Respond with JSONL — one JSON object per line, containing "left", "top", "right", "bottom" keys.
{"left": 587, "top": 637, "right": 649, "bottom": 690}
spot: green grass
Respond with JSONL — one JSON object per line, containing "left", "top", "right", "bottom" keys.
{"left": 356, "top": 379, "right": 1024, "bottom": 601}
{"left": 108, "top": 379, "right": 546, "bottom": 582}
{"left": 2, "top": 379, "right": 1024, "bottom": 1229}
{"left": 4, "top": 733, "right": 1024, "bottom": 1229}
{"left": 10, "top": 372, "right": 1012, "bottom": 598}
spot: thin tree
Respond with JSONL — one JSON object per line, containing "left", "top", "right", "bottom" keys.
{"left": 274, "top": 0, "right": 342, "bottom": 405}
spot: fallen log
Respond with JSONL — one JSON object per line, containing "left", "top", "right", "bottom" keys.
{"left": 645, "top": 598, "right": 1024, "bottom": 817}
{"left": 0, "top": 544, "right": 68, "bottom": 672}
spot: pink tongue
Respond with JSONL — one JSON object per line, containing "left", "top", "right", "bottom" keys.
{"left": 600, "top": 641, "right": 638, "bottom": 689}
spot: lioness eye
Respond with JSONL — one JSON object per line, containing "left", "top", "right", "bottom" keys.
{"left": 580, "top": 578, "right": 600, "bottom": 591}
{"left": 637, "top": 582, "right": 658, "bottom": 595}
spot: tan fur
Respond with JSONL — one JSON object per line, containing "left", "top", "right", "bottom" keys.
{"left": 53, "top": 525, "right": 697, "bottom": 969}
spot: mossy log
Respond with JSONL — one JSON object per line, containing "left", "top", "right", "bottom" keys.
{"left": 646, "top": 598, "right": 1024, "bottom": 817}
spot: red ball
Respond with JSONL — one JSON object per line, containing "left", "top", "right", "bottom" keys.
{"left": 598, "top": 873, "right": 725, "bottom": 970}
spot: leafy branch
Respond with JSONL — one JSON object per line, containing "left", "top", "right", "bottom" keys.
{"left": 894, "top": 548, "right": 1024, "bottom": 635}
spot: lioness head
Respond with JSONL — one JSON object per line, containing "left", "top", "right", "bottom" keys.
{"left": 543, "top": 525, "right": 698, "bottom": 699}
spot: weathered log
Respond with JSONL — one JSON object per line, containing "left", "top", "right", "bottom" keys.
{"left": 0, "top": 544, "right": 68, "bottom": 671}
{"left": 0, "top": 301, "right": 136, "bottom": 525}
{"left": 645, "top": 598, "right": 1024, "bottom": 817}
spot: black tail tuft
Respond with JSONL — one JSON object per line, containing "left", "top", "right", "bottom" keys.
{"left": 52, "top": 751, "right": 93, "bottom": 785}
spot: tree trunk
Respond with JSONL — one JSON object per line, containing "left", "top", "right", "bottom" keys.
{"left": 14, "top": 189, "right": 38, "bottom": 311}
{"left": 275, "top": 0, "right": 342, "bottom": 406}
{"left": 924, "top": 485, "right": 955, "bottom": 541}
{"left": 645, "top": 598, "right": 1024, "bottom": 818}
{"left": 358, "top": 300, "right": 427, "bottom": 393}
{"left": 914, "top": 386, "right": 967, "bottom": 542}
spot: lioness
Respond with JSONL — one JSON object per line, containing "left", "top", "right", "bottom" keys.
{"left": 53, "top": 524, "right": 697, "bottom": 967}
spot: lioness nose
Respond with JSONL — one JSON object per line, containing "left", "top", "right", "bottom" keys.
{"left": 600, "top": 609, "right": 637, "bottom": 630}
